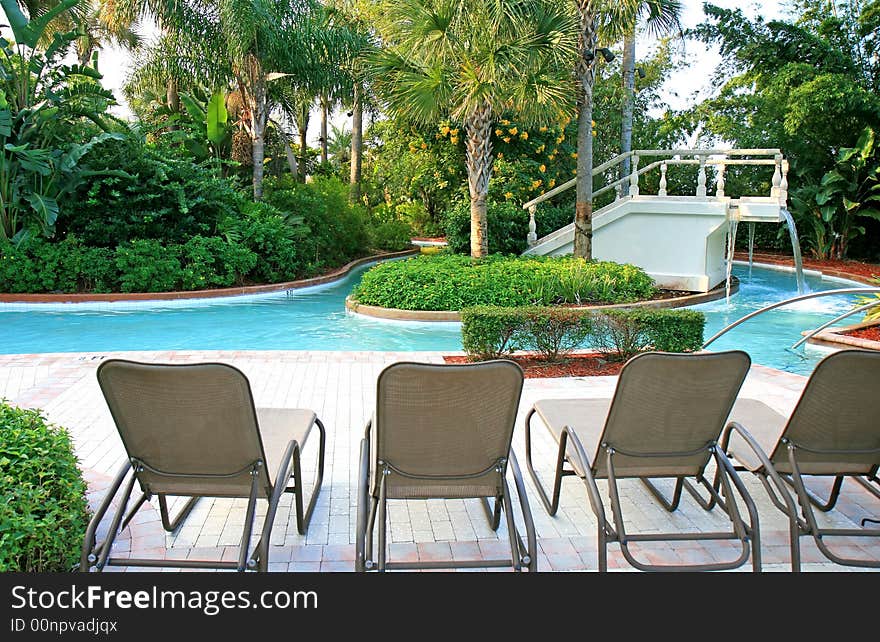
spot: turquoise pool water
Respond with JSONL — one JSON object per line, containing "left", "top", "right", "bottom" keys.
{"left": 0, "top": 262, "right": 867, "bottom": 374}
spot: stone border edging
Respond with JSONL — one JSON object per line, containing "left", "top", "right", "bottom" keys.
{"left": 0, "top": 249, "right": 418, "bottom": 304}
{"left": 805, "top": 320, "right": 880, "bottom": 351}
{"left": 732, "top": 252, "right": 878, "bottom": 285}
{"left": 345, "top": 276, "right": 738, "bottom": 322}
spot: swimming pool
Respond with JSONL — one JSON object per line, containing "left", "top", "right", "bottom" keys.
{"left": 0, "top": 262, "right": 867, "bottom": 374}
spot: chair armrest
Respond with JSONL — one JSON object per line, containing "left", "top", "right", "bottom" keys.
{"left": 355, "top": 432, "right": 371, "bottom": 571}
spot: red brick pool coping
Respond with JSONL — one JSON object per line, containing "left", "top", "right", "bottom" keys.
{"left": 0, "top": 249, "right": 418, "bottom": 304}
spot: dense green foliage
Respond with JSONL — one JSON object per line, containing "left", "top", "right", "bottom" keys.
{"left": 0, "top": 401, "right": 89, "bottom": 572}
{"left": 352, "top": 254, "right": 656, "bottom": 311}
{"left": 692, "top": 1, "right": 880, "bottom": 260}
{"left": 461, "top": 305, "right": 704, "bottom": 361}
{"left": 443, "top": 200, "right": 572, "bottom": 256}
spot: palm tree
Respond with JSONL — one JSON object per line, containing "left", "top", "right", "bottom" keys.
{"left": 327, "top": 122, "right": 351, "bottom": 164}
{"left": 112, "top": 0, "right": 337, "bottom": 199}
{"left": 619, "top": 0, "right": 682, "bottom": 179}
{"left": 572, "top": 0, "right": 642, "bottom": 259}
{"left": 371, "top": 0, "right": 578, "bottom": 258}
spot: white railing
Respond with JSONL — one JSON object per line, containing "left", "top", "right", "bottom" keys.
{"left": 523, "top": 148, "right": 789, "bottom": 247}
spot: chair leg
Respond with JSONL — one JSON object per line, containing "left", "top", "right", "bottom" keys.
{"left": 524, "top": 408, "right": 569, "bottom": 516}
{"left": 81, "top": 461, "right": 133, "bottom": 572}
{"left": 376, "top": 472, "right": 388, "bottom": 572}
{"left": 158, "top": 495, "right": 199, "bottom": 532}
{"left": 640, "top": 477, "right": 684, "bottom": 512}
{"left": 500, "top": 479, "right": 522, "bottom": 572}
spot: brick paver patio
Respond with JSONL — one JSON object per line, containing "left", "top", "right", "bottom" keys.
{"left": 2, "top": 350, "right": 878, "bottom": 572}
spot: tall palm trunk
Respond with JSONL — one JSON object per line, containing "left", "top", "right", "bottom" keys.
{"left": 464, "top": 102, "right": 493, "bottom": 259}
{"left": 620, "top": 30, "right": 636, "bottom": 181}
{"left": 320, "top": 97, "right": 329, "bottom": 164}
{"left": 349, "top": 82, "right": 363, "bottom": 202}
{"left": 574, "top": 2, "right": 597, "bottom": 260}
{"left": 242, "top": 54, "right": 268, "bottom": 200}
{"left": 298, "top": 102, "right": 310, "bottom": 182}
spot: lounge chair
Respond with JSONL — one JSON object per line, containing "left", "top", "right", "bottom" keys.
{"left": 524, "top": 350, "right": 761, "bottom": 572}
{"left": 723, "top": 349, "right": 880, "bottom": 571}
{"left": 355, "top": 360, "right": 537, "bottom": 572}
{"left": 81, "top": 360, "right": 326, "bottom": 572}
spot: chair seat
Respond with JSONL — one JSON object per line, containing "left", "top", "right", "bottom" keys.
{"left": 257, "top": 408, "right": 317, "bottom": 486}
{"left": 532, "top": 398, "right": 612, "bottom": 476}
{"left": 726, "top": 398, "right": 788, "bottom": 472}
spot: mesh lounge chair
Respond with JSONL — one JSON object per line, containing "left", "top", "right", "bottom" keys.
{"left": 723, "top": 349, "right": 880, "bottom": 571}
{"left": 524, "top": 351, "right": 761, "bottom": 572}
{"left": 355, "top": 360, "right": 537, "bottom": 572}
{"left": 81, "top": 360, "right": 326, "bottom": 572}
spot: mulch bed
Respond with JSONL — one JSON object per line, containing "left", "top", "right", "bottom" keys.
{"left": 443, "top": 352, "right": 624, "bottom": 378}
{"left": 841, "top": 325, "right": 880, "bottom": 342}
{"left": 734, "top": 251, "right": 880, "bottom": 282}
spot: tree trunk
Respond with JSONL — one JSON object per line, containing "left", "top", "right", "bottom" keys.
{"left": 349, "top": 82, "right": 363, "bottom": 202}
{"left": 464, "top": 102, "right": 493, "bottom": 259}
{"left": 299, "top": 102, "right": 310, "bottom": 183}
{"left": 166, "top": 78, "right": 180, "bottom": 113}
{"left": 574, "top": 2, "right": 597, "bottom": 260}
{"left": 620, "top": 30, "right": 636, "bottom": 181}
{"left": 320, "top": 97, "right": 329, "bottom": 164}
{"left": 243, "top": 55, "right": 268, "bottom": 201}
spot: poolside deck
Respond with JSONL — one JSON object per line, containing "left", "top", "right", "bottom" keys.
{"left": 2, "top": 350, "right": 878, "bottom": 572}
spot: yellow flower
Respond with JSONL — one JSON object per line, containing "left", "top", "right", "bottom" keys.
{"left": 547, "top": 154, "right": 555, "bottom": 161}
{"left": 495, "top": 129, "right": 503, "bottom": 136}
{"left": 408, "top": 145, "right": 417, "bottom": 153}
{"left": 536, "top": 144, "right": 545, "bottom": 153}
{"left": 591, "top": 120, "right": 596, "bottom": 128}
{"left": 508, "top": 127, "right": 518, "bottom": 135}
{"left": 440, "top": 125, "right": 450, "bottom": 135}
{"left": 539, "top": 164, "right": 546, "bottom": 172}
{"left": 539, "top": 126, "right": 548, "bottom": 132}
{"left": 531, "top": 179, "right": 543, "bottom": 189}
{"left": 571, "top": 169, "right": 577, "bottom": 175}
{"left": 520, "top": 131, "right": 528, "bottom": 140}
{"left": 504, "top": 192, "right": 513, "bottom": 200}
{"left": 450, "top": 137, "right": 458, "bottom": 145}
{"left": 497, "top": 152, "right": 504, "bottom": 159}
{"left": 549, "top": 179, "right": 556, "bottom": 188}
{"left": 556, "top": 135, "right": 565, "bottom": 144}
{"left": 551, "top": 148, "right": 558, "bottom": 155}
{"left": 420, "top": 142, "right": 427, "bottom": 149}
{"left": 571, "top": 152, "right": 578, "bottom": 159}
{"left": 503, "top": 136, "right": 511, "bottom": 143}
{"left": 500, "top": 119, "right": 510, "bottom": 125}
{"left": 450, "top": 128, "right": 458, "bottom": 136}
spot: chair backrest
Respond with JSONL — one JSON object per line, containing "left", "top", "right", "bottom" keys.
{"left": 97, "top": 360, "right": 271, "bottom": 497}
{"left": 770, "top": 349, "right": 880, "bottom": 475}
{"left": 373, "top": 360, "right": 524, "bottom": 499}
{"left": 593, "top": 351, "right": 751, "bottom": 478}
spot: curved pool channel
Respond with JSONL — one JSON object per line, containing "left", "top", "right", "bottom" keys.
{"left": 0, "top": 262, "right": 868, "bottom": 375}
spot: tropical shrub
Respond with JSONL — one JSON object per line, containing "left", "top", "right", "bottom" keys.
{"left": 0, "top": 236, "right": 117, "bottom": 293}
{"left": 0, "top": 401, "right": 89, "bottom": 572}
{"left": 263, "top": 175, "right": 370, "bottom": 273}
{"left": 352, "top": 255, "right": 655, "bottom": 311}
{"left": 179, "top": 235, "right": 258, "bottom": 289}
{"left": 444, "top": 199, "right": 571, "bottom": 255}
{"left": 369, "top": 220, "right": 414, "bottom": 251}
{"left": 517, "top": 307, "right": 593, "bottom": 362}
{"left": 0, "top": 2, "right": 122, "bottom": 243}
{"left": 220, "top": 200, "right": 304, "bottom": 283}
{"left": 60, "top": 138, "right": 241, "bottom": 247}
{"left": 460, "top": 306, "right": 527, "bottom": 359}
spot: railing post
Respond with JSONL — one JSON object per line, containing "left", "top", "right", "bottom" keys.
{"left": 527, "top": 205, "right": 537, "bottom": 247}
{"left": 771, "top": 154, "right": 782, "bottom": 198}
{"left": 696, "top": 154, "right": 707, "bottom": 197}
{"left": 715, "top": 161, "right": 726, "bottom": 198}
{"left": 779, "top": 159, "right": 789, "bottom": 204}
{"left": 658, "top": 161, "right": 668, "bottom": 197}
{"left": 628, "top": 153, "right": 640, "bottom": 196}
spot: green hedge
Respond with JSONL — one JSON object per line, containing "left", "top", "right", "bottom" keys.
{"left": 461, "top": 305, "right": 705, "bottom": 362}
{"left": 0, "top": 402, "right": 89, "bottom": 572}
{"left": 352, "top": 254, "right": 656, "bottom": 310}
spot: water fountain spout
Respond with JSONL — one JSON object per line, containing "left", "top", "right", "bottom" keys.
{"left": 780, "top": 208, "right": 805, "bottom": 295}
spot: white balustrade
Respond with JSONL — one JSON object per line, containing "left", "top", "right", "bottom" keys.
{"left": 696, "top": 155, "right": 707, "bottom": 197}
{"left": 658, "top": 161, "right": 668, "bottom": 197}
{"left": 715, "top": 162, "right": 726, "bottom": 198}
{"left": 629, "top": 153, "right": 640, "bottom": 196}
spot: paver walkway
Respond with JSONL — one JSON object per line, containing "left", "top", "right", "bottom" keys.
{"left": 2, "top": 350, "right": 878, "bottom": 572}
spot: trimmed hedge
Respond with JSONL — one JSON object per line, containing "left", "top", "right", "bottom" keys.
{"left": 0, "top": 402, "right": 89, "bottom": 572}
{"left": 461, "top": 305, "right": 705, "bottom": 362}
{"left": 352, "top": 254, "right": 656, "bottom": 310}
